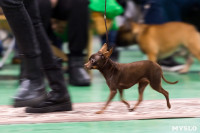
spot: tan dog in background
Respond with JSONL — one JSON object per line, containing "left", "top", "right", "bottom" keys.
{"left": 116, "top": 21, "right": 200, "bottom": 73}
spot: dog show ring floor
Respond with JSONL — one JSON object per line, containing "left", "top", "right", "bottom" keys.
{"left": 0, "top": 99, "right": 200, "bottom": 125}
{"left": 0, "top": 46, "right": 200, "bottom": 133}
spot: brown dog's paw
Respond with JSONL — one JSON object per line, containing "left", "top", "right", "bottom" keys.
{"left": 168, "top": 104, "right": 171, "bottom": 109}
{"left": 128, "top": 108, "right": 134, "bottom": 112}
{"left": 95, "top": 111, "right": 104, "bottom": 114}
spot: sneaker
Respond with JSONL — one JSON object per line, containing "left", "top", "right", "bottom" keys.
{"left": 158, "top": 57, "right": 185, "bottom": 72}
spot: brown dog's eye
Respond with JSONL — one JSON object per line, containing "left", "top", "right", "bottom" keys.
{"left": 91, "top": 59, "right": 96, "bottom": 64}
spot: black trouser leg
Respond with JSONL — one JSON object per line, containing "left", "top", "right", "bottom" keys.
{"left": 24, "top": 0, "right": 55, "bottom": 68}
{"left": 24, "top": 0, "right": 70, "bottom": 96}
{"left": 1, "top": 0, "right": 72, "bottom": 111}
{"left": 23, "top": 0, "right": 71, "bottom": 113}
{"left": 67, "top": 0, "right": 91, "bottom": 86}
{"left": 68, "top": 0, "right": 89, "bottom": 55}
{"left": 37, "top": 0, "right": 62, "bottom": 48}
{"left": 51, "top": 0, "right": 91, "bottom": 86}
{"left": 1, "top": 0, "right": 46, "bottom": 107}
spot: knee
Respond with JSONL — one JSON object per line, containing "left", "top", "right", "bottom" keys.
{"left": 1, "top": 0, "right": 23, "bottom": 9}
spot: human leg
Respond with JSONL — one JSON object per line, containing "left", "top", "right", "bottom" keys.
{"left": 1, "top": 0, "right": 46, "bottom": 107}
{"left": 23, "top": 0, "right": 72, "bottom": 113}
{"left": 67, "top": 0, "right": 91, "bottom": 86}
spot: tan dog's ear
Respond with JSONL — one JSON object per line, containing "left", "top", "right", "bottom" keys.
{"left": 103, "top": 47, "right": 113, "bottom": 58}
{"left": 99, "top": 43, "right": 108, "bottom": 54}
{"left": 131, "top": 22, "right": 141, "bottom": 34}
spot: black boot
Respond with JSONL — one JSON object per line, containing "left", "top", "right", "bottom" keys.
{"left": 26, "top": 58, "right": 72, "bottom": 113}
{"left": 68, "top": 56, "right": 91, "bottom": 86}
{"left": 13, "top": 56, "right": 46, "bottom": 107}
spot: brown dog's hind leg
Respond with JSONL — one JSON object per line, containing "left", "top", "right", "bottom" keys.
{"left": 150, "top": 82, "right": 171, "bottom": 109}
{"left": 159, "top": 87, "right": 171, "bottom": 109}
{"left": 130, "top": 79, "right": 149, "bottom": 112}
{"left": 119, "top": 89, "right": 130, "bottom": 110}
{"left": 96, "top": 90, "right": 117, "bottom": 114}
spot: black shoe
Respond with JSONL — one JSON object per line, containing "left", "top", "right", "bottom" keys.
{"left": 158, "top": 56, "right": 185, "bottom": 72}
{"left": 13, "top": 78, "right": 47, "bottom": 107}
{"left": 69, "top": 56, "right": 91, "bottom": 86}
{"left": 13, "top": 56, "right": 47, "bottom": 107}
{"left": 26, "top": 58, "right": 72, "bottom": 113}
{"left": 26, "top": 91, "right": 72, "bottom": 113}
{"left": 13, "top": 87, "right": 46, "bottom": 108}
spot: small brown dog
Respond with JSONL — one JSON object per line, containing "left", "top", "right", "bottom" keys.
{"left": 116, "top": 21, "right": 200, "bottom": 73}
{"left": 85, "top": 43, "right": 178, "bottom": 114}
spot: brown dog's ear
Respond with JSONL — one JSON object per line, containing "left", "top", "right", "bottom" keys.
{"left": 103, "top": 47, "right": 113, "bottom": 58}
{"left": 99, "top": 43, "right": 108, "bottom": 54}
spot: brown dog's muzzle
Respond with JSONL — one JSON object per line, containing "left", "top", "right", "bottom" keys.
{"left": 84, "top": 62, "right": 98, "bottom": 69}
{"left": 84, "top": 62, "right": 91, "bottom": 69}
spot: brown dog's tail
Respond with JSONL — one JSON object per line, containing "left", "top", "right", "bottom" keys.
{"left": 161, "top": 74, "right": 178, "bottom": 84}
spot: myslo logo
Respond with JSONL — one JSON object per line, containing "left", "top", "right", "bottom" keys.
{"left": 172, "top": 126, "right": 198, "bottom": 132}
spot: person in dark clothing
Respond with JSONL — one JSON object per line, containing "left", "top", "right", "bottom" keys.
{"left": 37, "top": 0, "right": 91, "bottom": 86}
{"left": 0, "top": 0, "right": 72, "bottom": 113}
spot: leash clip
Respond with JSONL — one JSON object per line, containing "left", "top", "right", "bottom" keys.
{"left": 104, "top": 14, "right": 106, "bottom": 20}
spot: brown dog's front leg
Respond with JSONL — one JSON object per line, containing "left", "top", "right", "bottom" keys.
{"left": 119, "top": 89, "right": 130, "bottom": 110}
{"left": 129, "top": 79, "right": 148, "bottom": 112}
{"left": 96, "top": 90, "right": 117, "bottom": 114}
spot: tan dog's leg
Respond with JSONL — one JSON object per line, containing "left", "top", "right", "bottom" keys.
{"left": 96, "top": 90, "right": 117, "bottom": 114}
{"left": 130, "top": 79, "right": 149, "bottom": 112}
{"left": 147, "top": 53, "right": 157, "bottom": 62}
{"left": 183, "top": 37, "right": 200, "bottom": 72}
{"left": 119, "top": 89, "right": 130, "bottom": 110}
{"left": 179, "top": 55, "right": 193, "bottom": 74}
{"left": 144, "top": 42, "right": 158, "bottom": 62}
